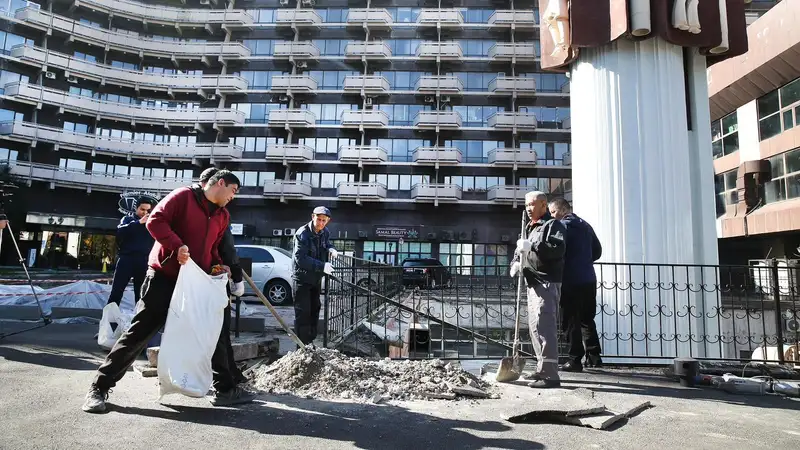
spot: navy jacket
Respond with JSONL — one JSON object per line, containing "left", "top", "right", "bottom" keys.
{"left": 292, "top": 221, "right": 332, "bottom": 285}
{"left": 561, "top": 213, "right": 602, "bottom": 285}
{"left": 116, "top": 214, "right": 154, "bottom": 259}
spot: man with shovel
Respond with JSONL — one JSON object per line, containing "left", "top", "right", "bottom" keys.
{"left": 509, "top": 191, "right": 566, "bottom": 388}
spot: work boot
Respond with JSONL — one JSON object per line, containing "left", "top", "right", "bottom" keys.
{"left": 209, "top": 386, "right": 256, "bottom": 407}
{"left": 560, "top": 360, "right": 583, "bottom": 372}
{"left": 82, "top": 385, "right": 110, "bottom": 413}
{"left": 587, "top": 355, "right": 603, "bottom": 368}
{"left": 528, "top": 379, "right": 561, "bottom": 389}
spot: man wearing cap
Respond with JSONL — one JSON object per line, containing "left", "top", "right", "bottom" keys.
{"left": 292, "top": 206, "right": 337, "bottom": 345}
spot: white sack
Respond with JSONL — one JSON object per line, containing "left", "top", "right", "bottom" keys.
{"left": 97, "top": 302, "right": 134, "bottom": 349}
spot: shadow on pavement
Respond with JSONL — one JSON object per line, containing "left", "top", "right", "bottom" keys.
{"left": 0, "top": 345, "right": 101, "bottom": 371}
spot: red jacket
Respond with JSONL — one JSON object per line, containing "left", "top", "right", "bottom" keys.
{"left": 146, "top": 186, "right": 229, "bottom": 279}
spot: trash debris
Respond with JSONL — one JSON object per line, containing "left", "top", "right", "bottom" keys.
{"left": 251, "top": 346, "right": 494, "bottom": 402}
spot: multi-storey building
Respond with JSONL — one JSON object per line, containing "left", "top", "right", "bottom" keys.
{"left": 709, "top": 0, "right": 799, "bottom": 264}
{"left": 0, "top": 0, "right": 570, "bottom": 270}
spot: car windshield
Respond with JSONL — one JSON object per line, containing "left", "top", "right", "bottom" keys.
{"left": 272, "top": 247, "right": 292, "bottom": 258}
{"left": 403, "top": 260, "right": 437, "bottom": 267}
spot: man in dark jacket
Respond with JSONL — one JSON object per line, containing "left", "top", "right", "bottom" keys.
{"left": 106, "top": 198, "right": 154, "bottom": 307}
{"left": 510, "top": 191, "right": 566, "bottom": 388}
{"left": 82, "top": 170, "right": 254, "bottom": 413}
{"left": 549, "top": 198, "right": 603, "bottom": 371}
{"left": 292, "top": 206, "right": 337, "bottom": 345}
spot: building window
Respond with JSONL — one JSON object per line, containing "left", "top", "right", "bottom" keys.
{"left": 758, "top": 77, "right": 800, "bottom": 141}
{"left": 59, "top": 158, "right": 87, "bottom": 172}
{"left": 444, "top": 176, "right": 505, "bottom": 192}
{"left": 0, "top": 147, "right": 18, "bottom": 163}
{"left": 373, "top": 139, "right": 428, "bottom": 162}
{"left": 0, "top": 108, "right": 23, "bottom": 122}
{"left": 369, "top": 174, "right": 430, "bottom": 191}
{"left": 231, "top": 136, "right": 282, "bottom": 154}
{"left": 299, "top": 137, "right": 356, "bottom": 155}
{"left": 714, "top": 170, "right": 738, "bottom": 216}
{"left": 231, "top": 171, "right": 275, "bottom": 187}
{"left": 765, "top": 147, "right": 800, "bottom": 204}
{"left": 711, "top": 112, "right": 739, "bottom": 158}
{"left": 297, "top": 172, "right": 355, "bottom": 189}
{"left": 519, "top": 177, "right": 571, "bottom": 198}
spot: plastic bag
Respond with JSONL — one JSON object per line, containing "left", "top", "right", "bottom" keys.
{"left": 157, "top": 259, "right": 229, "bottom": 399}
{"left": 97, "top": 302, "right": 133, "bottom": 349}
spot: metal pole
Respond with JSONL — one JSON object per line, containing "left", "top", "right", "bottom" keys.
{"left": 771, "top": 258, "right": 786, "bottom": 365}
{"left": 323, "top": 275, "right": 330, "bottom": 348}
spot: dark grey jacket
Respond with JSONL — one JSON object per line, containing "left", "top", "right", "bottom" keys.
{"left": 512, "top": 213, "right": 567, "bottom": 285}
{"left": 292, "top": 221, "right": 332, "bottom": 285}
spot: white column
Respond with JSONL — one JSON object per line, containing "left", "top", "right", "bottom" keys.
{"left": 570, "top": 38, "right": 722, "bottom": 361}
{"left": 736, "top": 100, "right": 760, "bottom": 162}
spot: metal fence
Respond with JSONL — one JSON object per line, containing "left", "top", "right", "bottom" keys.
{"left": 322, "top": 258, "right": 800, "bottom": 365}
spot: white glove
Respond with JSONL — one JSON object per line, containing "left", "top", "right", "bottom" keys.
{"left": 510, "top": 262, "right": 521, "bottom": 278}
{"left": 324, "top": 262, "right": 334, "bottom": 275}
{"left": 329, "top": 248, "right": 339, "bottom": 259}
{"left": 230, "top": 280, "right": 245, "bottom": 297}
{"left": 516, "top": 238, "right": 532, "bottom": 253}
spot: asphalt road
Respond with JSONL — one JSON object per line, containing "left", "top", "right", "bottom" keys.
{"left": 1, "top": 322, "right": 800, "bottom": 450}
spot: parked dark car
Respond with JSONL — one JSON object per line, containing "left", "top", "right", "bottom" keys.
{"left": 401, "top": 258, "right": 452, "bottom": 289}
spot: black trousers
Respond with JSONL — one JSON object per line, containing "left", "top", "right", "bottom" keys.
{"left": 294, "top": 282, "right": 321, "bottom": 345}
{"left": 560, "top": 282, "right": 602, "bottom": 362}
{"left": 93, "top": 270, "right": 237, "bottom": 392}
{"left": 106, "top": 256, "right": 147, "bottom": 306}
{"left": 211, "top": 303, "right": 245, "bottom": 391}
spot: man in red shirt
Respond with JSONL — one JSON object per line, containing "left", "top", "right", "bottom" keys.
{"left": 82, "top": 170, "right": 252, "bottom": 413}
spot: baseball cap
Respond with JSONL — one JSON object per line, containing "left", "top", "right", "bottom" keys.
{"left": 313, "top": 206, "right": 332, "bottom": 218}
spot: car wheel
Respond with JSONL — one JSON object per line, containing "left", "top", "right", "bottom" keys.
{"left": 265, "top": 279, "right": 292, "bottom": 306}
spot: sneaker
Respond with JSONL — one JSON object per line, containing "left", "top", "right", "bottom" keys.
{"left": 528, "top": 379, "right": 561, "bottom": 389}
{"left": 82, "top": 386, "right": 110, "bottom": 413}
{"left": 587, "top": 355, "right": 603, "bottom": 368}
{"left": 560, "top": 360, "right": 583, "bottom": 372}
{"left": 209, "top": 386, "right": 256, "bottom": 407}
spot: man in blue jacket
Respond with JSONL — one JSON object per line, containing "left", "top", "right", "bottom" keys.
{"left": 106, "top": 197, "right": 154, "bottom": 307}
{"left": 549, "top": 198, "right": 603, "bottom": 371}
{"left": 292, "top": 206, "right": 337, "bottom": 345}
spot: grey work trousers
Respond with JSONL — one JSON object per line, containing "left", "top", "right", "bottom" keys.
{"left": 527, "top": 281, "right": 562, "bottom": 380}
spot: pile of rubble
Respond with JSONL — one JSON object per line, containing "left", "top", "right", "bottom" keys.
{"left": 251, "top": 346, "right": 496, "bottom": 402}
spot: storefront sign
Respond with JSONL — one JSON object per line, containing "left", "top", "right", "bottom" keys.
{"left": 118, "top": 191, "right": 161, "bottom": 215}
{"left": 373, "top": 226, "right": 420, "bottom": 240}
{"left": 230, "top": 223, "right": 244, "bottom": 236}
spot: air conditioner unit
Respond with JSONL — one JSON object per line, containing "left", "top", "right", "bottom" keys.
{"left": 284, "top": 228, "right": 296, "bottom": 235}
{"left": 301, "top": 0, "right": 314, "bottom": 6}
{"left": 207, "top": 94, "right": 216, "bottom": 100}
{"left": 441, "top": 96, "right": 451, "bottom": 103}
{"left": 459, "top": 231, "right": 468, "bottom": 240}
{"left": 279, "top": 0, "right": 289, "bottom": 4}
{"left": 442, "top": 230, "right": 454, "bottom": 241}
{"left": 44, "top": 71, "right": 56, "bottom": 79}
{"left": 364, "top": 97, "right": 373, "bottom": 106}
{"left": 424, "top": 96, "right": 435, "bottom": 103}
{"left": 199, "top": 0, "right": 210, "bottom": 4}
{"left": 67, "top": 76, "right": 78, "bottom": 83}
{"left": 296, "top": 61, "right": 307, "bottom": 68}
{"left": 500, "top": 234, "right": 510, "bottom": 242}
{"left": 786, "top": 318, "right": 800, "bottom": 333}
{"left": 358, "top": 230, "right": 368, "bottom": 238}
{"left": 426, "top": 232, "right": 436, "bottom": 240}
{"left": 272, "top": 229, "right": 283, "bottom": 236}
{"left": 279, "top": 95, "right": 289, "bottom": 102}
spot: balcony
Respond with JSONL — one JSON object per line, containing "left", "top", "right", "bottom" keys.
{"left": 488, "top": 185, "right": 527, "bottom": 203}
{"left": 561, "top": 117, "right": 572, "bottom": 130}
{"left": 343, "top": 75, "right": 390, "bottom": 94}
{"left": 411, "top": 184, "right": 462, "bottom": 203}
{"left": 270, "top": 75, "right": 318, "bottom": 92}
{"left": 15, "top": 7, "right": 251, "bottom": 61}
{"left": 416, "top": 42, "right": 463, "bottom": 60}
{"left": 489, "top": 76, "right": 537, "bottom": 94}
{"left": 273, "top": 41, "right": 320, "bottom": 59}
{"left": 268, "top": 109, "right": 317, "bottom": 128}
{"left": 340, "top": 110, "right": 389, "bottom": 128}
{"left": 345, "top": 41, "right": 392, "bottom": 59}
{"left": 10, "top": 44, "right": 248, "bottom": 94}
{"left": 265, "top": 144, "right": 314, "bottom": 163}
{"left": 337, "top": 182, "right": 387, "bottom": 201}
{"left": 263, "top": 180, "right": 313, "bottom": 199}
{"left": 412, "top": 147, "right": 462, "bottom": 166}
{"left": 3, "top": 82, "right": 244, "bottom": 127}
{"left": 488, "top": 10, "right": 537, "bottom": 27}
{"left": 415, "top": 76, "right": 464, "bottom": 94}
{"left": 73, "top": 0, "right": 255, "bottom": 27}
{"left": 417, "top": 9, "right": 464, "bottom": 25}
{"left": 489, "top": 43, "right": 538, "bottom": 61}
{"left": 346, "top": 9, "right": 394, "bottom": 27}
{"left": 9, "top": 162, "right": 187, "bottom": 193}
{"left": 488, "top": 148, "right": 537, "bottom": 167}
{"left": 488, "top": 112, "right": 538, "bottom": 130}
{"left": 0, "top": 121, "right": 241, "bottom": 161}
{"left": 338, "top": 145, "right": 388, "bottom": 164}
{"left": 275, "top": 9, "right": 323, "bottom": 26}
{"left": 414, "top": 111, "right": 463, "bottom": 129}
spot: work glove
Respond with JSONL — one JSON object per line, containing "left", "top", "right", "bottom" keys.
{"left": 329, "top": 248, "right": 339, "bottom": 259}
{"left": 516, "top": 238, "right": 532, "bottom": 253}
{"left": 324, "top": 262, "right": 334, "bottom": 275}
{"left": 510, "top": 262, "right": 521, "bottom": 278}
{"left": 230, "top": 280, "right": 245, "bottom": 297}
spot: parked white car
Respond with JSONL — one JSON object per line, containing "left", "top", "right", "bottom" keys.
{"left": 235, "top": 245, "right": 294, "bottom": 305}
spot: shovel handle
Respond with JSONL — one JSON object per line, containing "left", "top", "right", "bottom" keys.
{"left": 242, "top": 271, "right": 306, "bottom": 348}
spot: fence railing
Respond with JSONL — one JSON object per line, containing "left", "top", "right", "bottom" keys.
{"left": 322, "top": 259, "right": 800, "bottom": 365}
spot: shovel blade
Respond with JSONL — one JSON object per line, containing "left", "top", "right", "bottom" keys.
{"left": 495, "top": 355, "right": 525, "bottom": 382}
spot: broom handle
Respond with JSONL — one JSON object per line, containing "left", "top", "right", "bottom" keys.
{"left": 512, "top": 209, "right": 526, "bottom": 354}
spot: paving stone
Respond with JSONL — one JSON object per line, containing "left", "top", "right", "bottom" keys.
{"left": 450, "top": 384, "right": 491, "bottom": 398}
{"left": 146, "top": 347, "right": 159, "bottom": 367}
{"left": 232, "top": 342, "right": 259, "bottom": 361}
{"left": 564, "top": 398, "right": 652, "bottom": 430}
{"left": 505, "top": 388, "right": 606, "bottom": 423}
{"left": 133, "top": 362, "right": 157, "bottom": 378}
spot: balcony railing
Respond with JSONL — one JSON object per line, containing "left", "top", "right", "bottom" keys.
{"left": 417, "top": 9, "right": 464, "bottom": 25}
{"left": 487, "top": 112, "right": 538, "bottom": 130}
{"left": 74, "top": 0, "right": 255, "bottom": 26}
{"left": 338, "top": 145, "right": 389, "bottom": 164}
{"left": 489, "top": 76, "right": 537, "bottom": 94}
{"left": 263, "top": 180, "right": 313, "bottom": 199}
{"left": 488, "top": 185, "right": 527, "bottom": 203}
{"left": 273, "top": 41, "right": 320, "bottom": 59}
{"left": 265, "top": 144, "right": 314, "bottom": 162}
{"left": 268, "top": 109, "right": 317, "bottom": 128}
{"left": 0, "top": 121, "right": 241, "bottom": 161}
{"left": 412, "top": 147, "right": 463, "bottom": 165}
{"left": 415, "top": 76, "right": 464, "bottom": 93}
{"left": 3, "top": 82, "right": 244, "bottom": 126}
{"left": 489, "top": 43, "right": 538, "bottom": 61}
{"left": 15, "top": 7, "right": 251, "bottom": 60}
{"left": 411, "top": 183, "right": 462, "bottom": 203}
{"left": 416, "top": 42, "right": 463, "bottom": 59}
{"left": 11, "top": 44, "right": 248, "bottom": 93}
{"left": 337, "top": 181, "right": 387, "bottom": 200}
{"left": 343, "top": 75, "right": 390, "bottom": 93}
{"left": 345, "top": 41, "right": 392, "bottom": 59}
{"left": 340, "top": 110, "right": 390, "bottom": 128}
{"left": 414, "top": 111, "right": 463, "bottom": 129}
{"left": 487, "top": 148, "right": 537, "bottom": 167}
{"left": 270, "top": 75, "right": 319, "bottom": 92}
{"left": 346, "top": 8, "right": 394, "bottom": 26}
{"left": 488, "top": 10, "right": 537, "bottom": 26}
{"left": 275, "top": 9, "right": 323, "bottom": 26}
{"left": 9, "top": 161, "right": 188, "bottom": 193}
